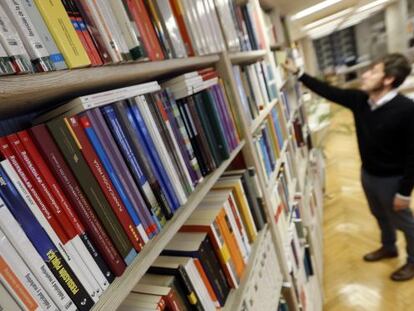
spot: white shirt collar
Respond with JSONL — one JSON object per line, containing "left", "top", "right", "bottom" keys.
{"left": 368, "top": 90, "right": 398, "bottom": 110}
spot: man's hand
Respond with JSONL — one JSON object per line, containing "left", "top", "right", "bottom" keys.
{"left": 282, "top": 58, "right": 299, "bottom": 75}
{"left": 393, "top": 195, "right": 411, "bottom": 211}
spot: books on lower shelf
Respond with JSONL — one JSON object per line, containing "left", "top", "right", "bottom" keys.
{"left": 0, "top": 69, "right": 242, "bottom": 310}
{"left": 119, "top": 172, "right": 269, "bottom": 310}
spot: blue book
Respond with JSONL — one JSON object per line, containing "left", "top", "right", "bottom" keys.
{"left": 0, "top": 164, "right": 93, "bottom": 311}
{"left": 271, "top": 109, "right": 284, "bottom": 149}
{"left": 82, "top": 111, "right": 152, "bottom": 240}
{"left": 102, "top": 105, "right": 164, "bottom": 230}
{"left": 258, "top": 136, "right": 272, "bottom": 176}
{"left": 262, "top": 126, "right": 276, "bottom": 171}
{"left": 126, "top": 101, "right": 180, "bottom": 211}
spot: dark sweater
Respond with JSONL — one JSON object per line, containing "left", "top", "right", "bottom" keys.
{"left": 299, "top": 73, "right": 414, "bottom": 196}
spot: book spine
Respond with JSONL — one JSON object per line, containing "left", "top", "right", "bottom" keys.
{"left": 128, "top": 101, "right": 181, "bottom": 211}
{"left": 0, "top": 229, "right": 59, "bottom": 311}
{"left": 0, "top": 254, "right": 40, "bottom": 311}
{"left": 101, "top": 104, "right": 166, "bottom": 229}
{"left": 0, "top": 177, "right": 77, "bottom": 311}
{"left": 6, "top": 133, "right": 101, "bottom": 302}
{"left": 0, "top": 281, "right": 26, "bottom": 311}
{"left": 113, "top": 102, "right": 173, "bottom": 219}
{"left": 209, "top": 86, "right": 233, "bottom": 151}
{"left": 122, "top": 0, "right": 164, "bottom": 61}
{"left": 162, "top": 90, "right": 202, "bottom": 185}
{"left": 33, "top": 0, "right": 90, "bottom": 68}
{"left": 18, "top": 129, "right": 110, "bottom": 293}
{"left": 84, "top": 109, "right": 155, "bottom": 238}
{"left": 61, "top": 0, "right": 97, "bottom": 66}
{"left": 0, "top": 41, "right": 15, "bottom": 75}
{"left": 0, "top": 5, "right": 32, "bottom": 74}
{"left": 29, "top": 125, "right": 115, "bottom": 284}
{"left": 21, "top": 0, "right": 67, "bottom": 70}
{"left": 136, "top": 95, "right": 188, "bottom": 204}
{"left": 149, "top": 93, "right": 194, "bottom": 194}
{"left": 2, "top": 0, "right": 55, "bottom": 72}
{"left": 75, "top": 0, "right": 112, "bottom": 64}
{"left": 0, "top": 167, "right": 94, "bottom": 311}
{"left": 80, "top": 112, "right": 150, "bottom": 244}
{"left": 46, "top": 117, "right": 137, "bottom": 266}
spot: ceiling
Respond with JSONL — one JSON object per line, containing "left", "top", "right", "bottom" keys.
{"left": 272, "top": 0, "right": 396, "bottom": 39}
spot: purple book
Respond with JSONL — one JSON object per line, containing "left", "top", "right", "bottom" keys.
{"left": 85, "top": 108, "right": 158, "bottom": 238}
{"left": 212, "top": 85, "right": 238, "bottom": 150}
{"left": 209, "top": 86, "right": 233, "bottom": 150}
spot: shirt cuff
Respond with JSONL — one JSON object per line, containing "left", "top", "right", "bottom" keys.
{"left": 396, "top": 193, "right": 411, "bottom": 201}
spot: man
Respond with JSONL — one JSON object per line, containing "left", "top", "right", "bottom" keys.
{"left": 284, "top": 53, "right": 414, "bottom": 281}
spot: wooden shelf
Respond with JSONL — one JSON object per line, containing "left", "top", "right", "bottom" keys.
{"left": 229, "top": 50, "right": 267, "bottom": 65}
{"left": 249, "top": 98, "right": 279, "bottom": 134}
{"left": 259, "top": 0, "right": 276, "bottom": 10}
{"left": 0, "top": 55, "right": 220, "bottom": 117}
{"left": 222, "top": 225, "right": 281, "bottom": 311}
{"left": 91, "top": 141, "right": 245, "bottom": 311}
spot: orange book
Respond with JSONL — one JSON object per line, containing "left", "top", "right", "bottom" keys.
{"left": 0, "top": 256, "right": 39, "bottom": 311}
{"left": 193, "top": 258, "right": 219, "bottom": 308}
{"left": 168, "top": 0, "right": 195, "bottom": 56}
{"left": 181, "top": 211, "right": 239, "bottom": 288}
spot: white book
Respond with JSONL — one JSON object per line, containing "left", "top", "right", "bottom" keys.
{"left": 181, "top": 0, "right": 207, "bottom": 55}
{"left": 254, "top": 63, "right": 270, "bottom": 105}
{"left": 247, "top": 65, "right": 265, "bottom": 109}
{"left": 171, "top": 78, "right": 218, "bottom": 100}
{"left": 2, "top": 0, "right": 52, "bottom": 71}
{"left": 162, "top": 75, "right": 203, "bottom": 89}
{"left": 35, "top": 81, "right": 161, "bottom": 123}
{"left": 0, "top": 4, "right": 32, "bottom": 71}
{"left": 193, "top": 0, "right": 216, "bottom": 53}
{"left": 204, "top": 0, "right": 226, "bottom": 51}
{"left": 0, "top": 281, "right": 23, "bottom": 311}
{"left": 135, "top": 95, "right": 188, "bottom": 205}
{"left": 0, "top": 195, "right": 76, "bottom": 311}
{"left": 0, "top": 159, "right": 99, "bottom": 302}
{"left": 214, "top": 0, "right": 240, "bottom": 51}
{"left": 0, "top": 229, "right": 59, "bottom": 311}
{"left": 83, "top": 0, "right": 122, "bottom": 62}
{"left": 107, "top": 0, "right": 142, "bottom": 56}
{"left": 99, "top": 0, "right": 130, "bottom": 57}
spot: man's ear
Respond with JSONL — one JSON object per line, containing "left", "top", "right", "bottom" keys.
{"left": 384, "top": 76, "right": 395, "bottom": 87}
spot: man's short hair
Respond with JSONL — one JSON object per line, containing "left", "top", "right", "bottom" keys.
{"left": 377, "top": 53, "right": 412, "bottom": 88}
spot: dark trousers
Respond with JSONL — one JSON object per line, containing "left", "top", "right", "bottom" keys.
{"left": 361, "top": 169, "right": 414, "bottom": 263}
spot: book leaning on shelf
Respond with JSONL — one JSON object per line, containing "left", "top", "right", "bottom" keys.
{"left": 0, "top": 68, "right": 239, "bottom": 310}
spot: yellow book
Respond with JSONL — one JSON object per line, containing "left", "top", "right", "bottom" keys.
{"left": 213, "top": 178, "right": 258, "bottom": 242}
{"left": 34, "top": 0, "right": 90, "bottom": 68}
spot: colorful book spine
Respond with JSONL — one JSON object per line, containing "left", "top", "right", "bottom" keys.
{"left": 46, "top": 117, "right": 137, "bottom": 266}
{"left": 6, "top": 133, "right": 100, "bottom": 302}
{"left": 101, "top": 104, "right": 166, "bottom": 229}
{"left": 29, "top": 125, "right": 115, "bottom": 283}
{"left": 84, "top": 108, "right": 156, "bottom": 238}
{"left": 0, "top": 166, "right": 94, "bottom": 311}
{"left": 0, "top": 229, "right": 59, "bottom": 311}
{"left": 112, "top": 102, "right": 173, "bottom": 219}
{"left": 0, "top": 41, "right": 15, "bottom": 75}
{"left": 33, "top": 0, "right": 90, "bottom": 68}
{"left": 80, "top": 112, "right": 151, "bottom": 242}
{"left": 0, "top": 168, "right": 77, "bottom": 311}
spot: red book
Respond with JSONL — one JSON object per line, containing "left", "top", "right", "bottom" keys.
{"left": 68, "top": 116, "right": 146, "bottom": 251}
{"left": 198, "top": 68, "right": 218, "bottom": 81}
{"left": 29, "top": 125, "right": 125, "bottom": 277}
{"left": 168, "top": 0, "right": 195, "bottom": 56}
{"left": 124, "top": 0, "right": 164, "bottom": 61}
{"left": 0, "top": 136, "right": 69, "bottom": 245}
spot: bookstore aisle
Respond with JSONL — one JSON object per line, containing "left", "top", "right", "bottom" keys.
{"left": 323, "top": 105, "right": 414, "bottom": 311}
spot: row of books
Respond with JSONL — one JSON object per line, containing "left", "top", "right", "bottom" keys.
{"left": 0, "top": 69, "right": 241, "bottom": 310}
{"left": 115, "top": 172, "right": 267, "bottom": 311}
{"left": 253, "top": 105, "right": 289, "bottom": 181}
{"left": 0, "top": 0, "right": 267, "bottom": 76}
{"left": 232, "top": 61, "right": 278, "bottom": 124}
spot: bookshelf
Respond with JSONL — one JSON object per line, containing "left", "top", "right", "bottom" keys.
{"left": 0, "top": 1, "right": 324, "bottom": 310}
{"left": 90, "top": 141, "right": 245, "bottom": 311}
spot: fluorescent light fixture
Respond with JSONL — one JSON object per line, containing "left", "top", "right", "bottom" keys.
{"left": 356, "top": 0, "right": 389, "bottom": 12}
{"left": 306, "top": 21, "right": 341, "bottom": 38}
{"left": 303, "top": 8, "right": 352, "bottom": 30}
{"left": 291, "top": 0, "right": 344, "bottom": 20}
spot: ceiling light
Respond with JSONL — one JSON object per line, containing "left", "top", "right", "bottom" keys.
{"left": 291, "top": 0, "right": 344, "bottom": 20}
{"left": 356, "top": 0, "right": 389, "bottom": 12}
{"left": 303, "top": 8, "right": 353, "bottom": 30}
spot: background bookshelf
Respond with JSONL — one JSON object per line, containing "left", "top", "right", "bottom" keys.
{"left": 0, "top": 0, "right": 324, "bottom": 310}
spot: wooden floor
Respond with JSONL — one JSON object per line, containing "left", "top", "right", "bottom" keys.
{"left": 322, "top": 105, "right": 414, "bottom": 311}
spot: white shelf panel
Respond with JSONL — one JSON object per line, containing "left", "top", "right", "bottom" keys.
{"left": 249, "top": 98, "right": 279, "bottom": 134}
